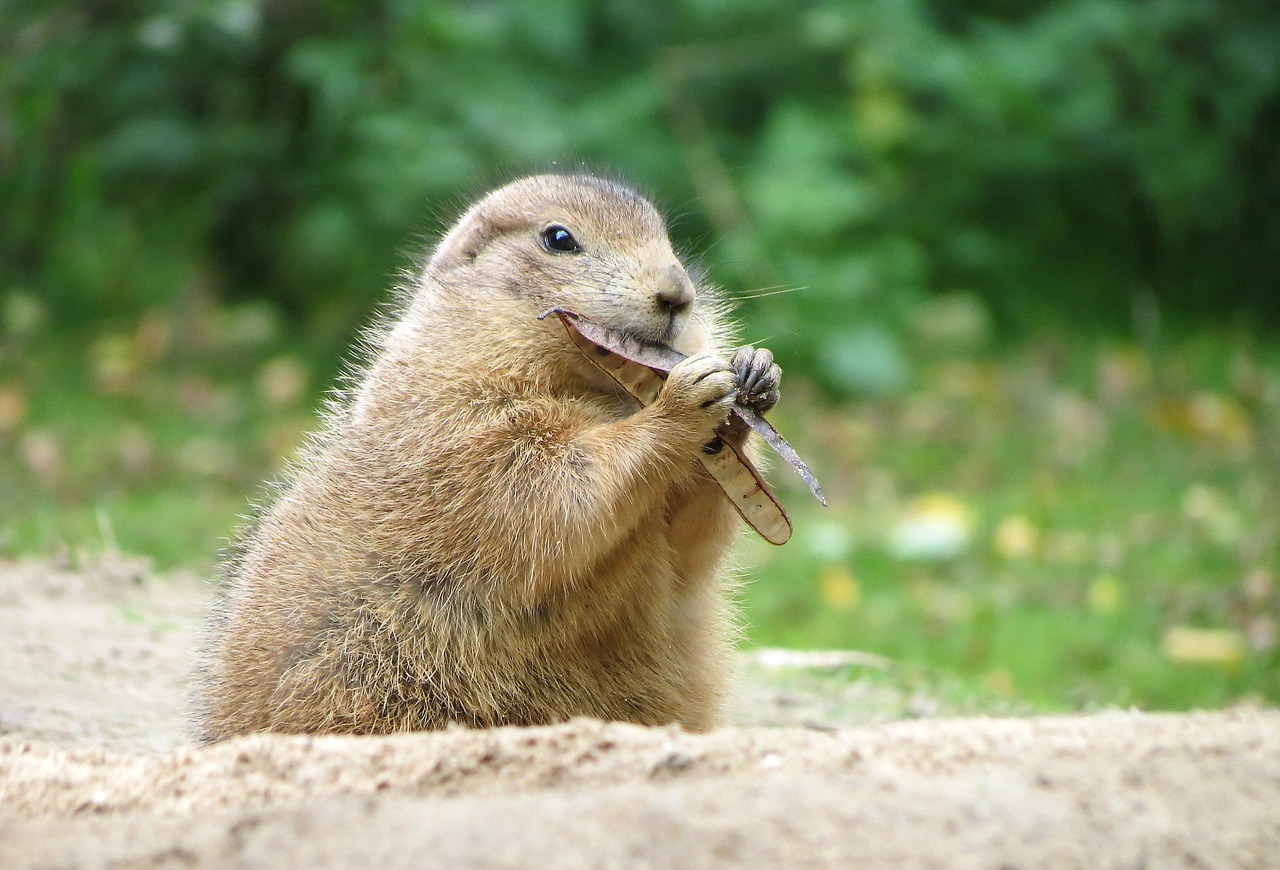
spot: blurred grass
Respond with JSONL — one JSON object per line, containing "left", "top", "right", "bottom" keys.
{"left": 1, "top": 297, "right": 1277, "bottom": 713}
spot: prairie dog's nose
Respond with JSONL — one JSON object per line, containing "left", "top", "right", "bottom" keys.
{"left": 655, "top": 264, "right": 695, "bottom": 314}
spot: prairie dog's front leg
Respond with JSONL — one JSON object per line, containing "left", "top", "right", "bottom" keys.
{"left": 572, "top": 352, "right": 739, "bottom": 523}
{"left": 493, "top": 352, "right": 739, "bottom": 585}
{"left": 652, "top": 352, "right": 740, "bottom": 443}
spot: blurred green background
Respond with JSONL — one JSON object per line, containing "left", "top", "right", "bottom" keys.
{"left": 2, "top": 0, "right": 1278, "bottom": 714}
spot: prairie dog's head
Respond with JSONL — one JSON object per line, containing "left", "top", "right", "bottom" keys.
{"left": 426, "top": 174, "right": 714, "bottom": 354}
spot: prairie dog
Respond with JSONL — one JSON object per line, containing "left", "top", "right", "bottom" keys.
{"left": 197, "top": 174, "right": 782, "bottom": 740}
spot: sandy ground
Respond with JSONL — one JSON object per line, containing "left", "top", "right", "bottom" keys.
{"left": 1, "top": 556, "right": 1278, "bottom": 869}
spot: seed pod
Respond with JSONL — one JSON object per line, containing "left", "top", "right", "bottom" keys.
{"left": 540, "top": 308, "right": 827, "bottom": 545}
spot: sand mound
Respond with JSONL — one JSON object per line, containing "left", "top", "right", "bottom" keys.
{"left": 1, "top": 557, "right": 1277, "bottom": 868}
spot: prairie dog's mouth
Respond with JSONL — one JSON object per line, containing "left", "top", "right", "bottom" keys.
{"left": 541, "top": 306, "right": 675, "bottom": 354}
{"left": 616, "top": 326, "right": 674, "bottom": 355}
{"left": 548, "top": 291, "right": 689, "bottom": 352}
{"left": 607, "top": 311, "right": 682, "bottom": 351}
{"left": 646, "top": 313, "right": 681, "bottom": 348}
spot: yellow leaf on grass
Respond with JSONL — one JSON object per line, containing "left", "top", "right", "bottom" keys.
{"left": 1088, "top": 575, "right": 1122, "bottom": 614}
{"left": 819, "top": 566, "right": 861, "bottom": 612}
{"left": 889, "top": 493, "right": 974, "bottom": 560}
{"left": 1150, "top": 393, "right": 1253, "bottom": 452}
{"left": 1162, "top": 627, "right": 1246, "bottom": 666}
{"left": 0, "top": 383, "right": 27, "bottom": 432}
{"left": 993, "top": 515, "right": 1038, "bottom": 559}
{"left": 982, "top": 669, "right": 1015, "bottom": 698}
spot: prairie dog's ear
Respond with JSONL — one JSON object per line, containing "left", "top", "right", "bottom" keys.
{"left": 428, "top": 206, "right": 488, "bottom": 273}
{"left": 428, "top": 202, "right": 524, "bottom": 274}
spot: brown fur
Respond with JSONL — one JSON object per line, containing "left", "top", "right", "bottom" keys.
{"left": 196, "top": 174, "right": 760, "bottom": 741}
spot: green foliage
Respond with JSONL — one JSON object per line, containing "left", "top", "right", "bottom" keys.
{"left": 740, "top": 329, "right": 1280, "bottom": 710}
{"left": 2, "top": 1, "right": 1278, "bottom": 714}
{"left": 3, "top": 0, "right": 1279, "bottom": 389}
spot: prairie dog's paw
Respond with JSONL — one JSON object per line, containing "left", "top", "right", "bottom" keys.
{"left": 658, "top": 353, "right": 738, "bottom": 435}
{"left": 731, "top": 346, "right": 781, "bottom": 414}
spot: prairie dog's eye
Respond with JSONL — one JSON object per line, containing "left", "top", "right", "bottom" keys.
{"left": 540, "top": 224, "right": 583, "bottom": 254}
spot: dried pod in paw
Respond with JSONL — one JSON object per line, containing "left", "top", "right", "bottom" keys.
{"left": 540, "top": 307, "right": 827, "bottom": 546}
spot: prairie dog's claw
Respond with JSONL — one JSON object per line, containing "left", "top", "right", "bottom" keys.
{"left": 731, "top": 346, "right": 782, "bottom": 414}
